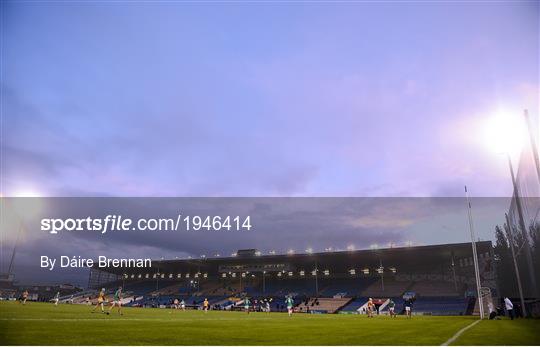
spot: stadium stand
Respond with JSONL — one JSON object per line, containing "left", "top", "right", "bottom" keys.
{"left": 88, "top": 242, "right": 495, "bottom": 316}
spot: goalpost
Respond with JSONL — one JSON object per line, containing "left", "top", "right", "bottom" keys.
{"left": 479, "top": 287, "right": 493, "bottom": 319}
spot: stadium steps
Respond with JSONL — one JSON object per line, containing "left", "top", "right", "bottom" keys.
{"left": 339, "top": 297, "right": 368, "bottom": 313}
{"left": 297, "top": 297, "right": 351, "bottom": 313}
{"left": 377, "top": 299, "right": 391, "bottom": 312}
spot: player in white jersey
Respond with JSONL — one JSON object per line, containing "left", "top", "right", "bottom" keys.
{"left": 52, "top": 292, "right": 60, "bottom": 306}
{"left": 170, "top": 298, "right": 179, "bottom": 313}
{"left": 19, "top": 290, "right": 29, "bottom": 305}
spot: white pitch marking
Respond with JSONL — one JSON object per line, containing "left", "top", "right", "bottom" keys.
{"left": 441, "top": 319, "right": 481, "bottom": 346}
{"left": 0, "top": 317, "right": 272, "bottom": 322}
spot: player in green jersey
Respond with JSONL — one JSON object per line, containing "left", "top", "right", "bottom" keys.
{"left": 244, "top": 297, "right": 251, "bottom": 314}
{"left": 107, "top": 287, "right": 123, "bottom": 315}
{"left": 388, "top": 299, "right": 396, "bottom": 318}
{"left": 286, "top": 296, "right": 294, "bottom": 316}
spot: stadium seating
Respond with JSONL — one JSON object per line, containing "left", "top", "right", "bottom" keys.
{"left": 263, "top": 278, "right": 317, "bottom": 296}
{"left": 409, "top": 281, "right": 461, "bottom": 297}
{"left": 91, "top": 273, "right": 477, "bottom": 317}
{"left": 259, "top": 277, "right": 377, "bottom": 297}
{"left": 318, "top": 278, "right": 377, "bottom": 296}
{"left": 122, "top": 281, "right": 158, "bottom": 296}
{"left": 360, "top": 278, "right": 412, "bottom": 297}
{"left": 410, "top": 296, "right": 469, "bottom": 315}
{"left": 61, "top": 290, "right": 96, "bottom": 304}
{"left": 149, "top": 280, "right": 196, "bottom": 296}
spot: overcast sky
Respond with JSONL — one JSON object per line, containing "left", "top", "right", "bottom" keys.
{"left": 1, "top": 1, "right": 538, "bottom": 285}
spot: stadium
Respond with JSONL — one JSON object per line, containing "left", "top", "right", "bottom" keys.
{"left": 2, "top": 241, "right": 539, "bottom": 345}
{"left": 2, "top": 1, "right": 540, "bottom": 346}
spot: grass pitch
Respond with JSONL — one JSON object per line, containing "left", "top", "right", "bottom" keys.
{"left": 0, "top": 302, "right": 538, "bottom": 345}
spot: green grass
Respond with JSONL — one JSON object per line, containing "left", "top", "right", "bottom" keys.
{"left": 451, "top": 318, "right": 539, "bottom": 345}
{"left": 0, "top": 302, "right": 538, "bottom": 345}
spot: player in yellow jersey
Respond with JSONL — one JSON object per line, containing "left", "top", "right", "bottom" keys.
{"left": 367, "top": 298, "right": 375, "bottom": 318}
{"left": 92, "top": 288, "right": 107, "bottom": 313}
{"left": 203, "top": 298, "right": 209, "bottom": 313}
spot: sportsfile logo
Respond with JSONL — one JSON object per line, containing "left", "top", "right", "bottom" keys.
{"left": 41, "top": 215, "right": 137, "bottom": 234}
{"left": 40, "top": 214, "right": 252, "bottom": 234}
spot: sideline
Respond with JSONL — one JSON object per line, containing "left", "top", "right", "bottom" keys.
{"left": 0, "top": 317, "right": 273, "bottom": 322}
{"left": 441, "top": 319, "right": 482, "bottom": 346}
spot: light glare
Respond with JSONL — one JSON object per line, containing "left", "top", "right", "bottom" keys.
{"left": 483, "top": 110, "right": 526, "bottom": 157}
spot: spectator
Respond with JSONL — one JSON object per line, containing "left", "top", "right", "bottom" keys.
{"left": 504, "top": 297, "right": 514, "bottom": 320}
{"left": 488, "top": 302, "right": 497, "bottom": 320}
